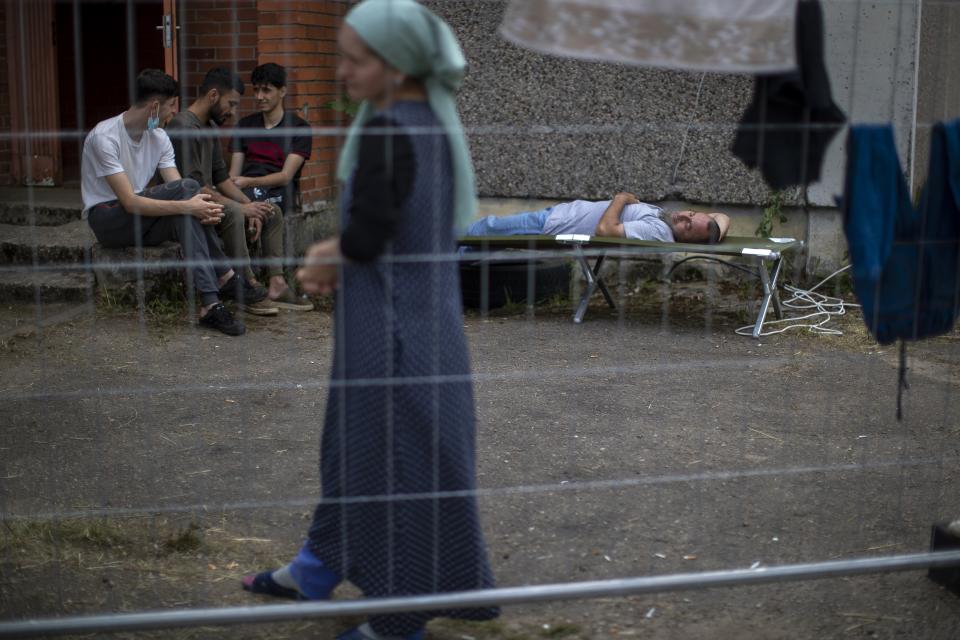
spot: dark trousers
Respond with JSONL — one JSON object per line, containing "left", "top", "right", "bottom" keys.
{"left": 86, "top": 179, "right": 228, "bottom": 306}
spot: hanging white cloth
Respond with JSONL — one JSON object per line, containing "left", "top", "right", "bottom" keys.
{"left": 499, "top": 0, "right": 798, "bottom": 73}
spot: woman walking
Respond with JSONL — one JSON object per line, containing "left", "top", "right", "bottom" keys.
{"left": 242, "top": 1, "right": 499, "bottom": 638}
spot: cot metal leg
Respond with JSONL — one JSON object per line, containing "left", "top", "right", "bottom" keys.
{"left": 573, "top": 251, "right": 595, "bottom": 324}
{"left": 572, "top": 249, "right": 614, "bottom": 324}
{"left": 593, "top": 255, "right": 616, "bottom": 309}
{"left": 752, "top": 255, "right": 784, "bottom": 338}
{"left": 769, "top": 257, "right": 784, "bottom": 320}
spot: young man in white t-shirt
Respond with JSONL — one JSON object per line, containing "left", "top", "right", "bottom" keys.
{"left": 82, "top": 69, "right": 245, "bottom": 336}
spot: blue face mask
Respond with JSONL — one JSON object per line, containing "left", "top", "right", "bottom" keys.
{"left": 146, "top": 103, "right": 160, "bottom": 130}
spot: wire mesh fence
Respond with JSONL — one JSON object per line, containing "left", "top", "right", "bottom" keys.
{"left": 1, "top": 0, "right": 959, "bottom": 638}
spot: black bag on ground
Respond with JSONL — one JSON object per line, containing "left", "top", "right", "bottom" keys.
{"left": 459, "top": 259, "right": 570, "bottom": 310}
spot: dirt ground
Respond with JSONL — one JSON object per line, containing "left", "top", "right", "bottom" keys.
{"left": 1, "top": 281, "right": 959, "bottom": 639}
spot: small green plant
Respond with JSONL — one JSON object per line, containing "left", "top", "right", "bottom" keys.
{"left": 756, "top": 191, "right": 788, "bottom": 238}
{"left": 496, "top": 289, "right": 529, "bottom": 315}
{"left": 544, "top": 292, "right": 570, "bottom": 309}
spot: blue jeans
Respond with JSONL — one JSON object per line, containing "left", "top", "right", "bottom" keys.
{"left": 465, "top": 207, "right": 552, "bottom": 236}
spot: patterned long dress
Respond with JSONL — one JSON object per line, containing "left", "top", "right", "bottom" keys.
{"left": 306, "top": 101, "right": 499, "bottom": 636}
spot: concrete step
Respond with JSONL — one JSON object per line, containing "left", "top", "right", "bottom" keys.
{"left": 0, "top": 187, "right": 83, "bottom": 226}
{"left": 89, "top": 242, "right": 183, "bottom": 294}
{"left": 0, "top": 267, "right": 94, "bottom": 303}
{"left": 0, "top": 221, "right": 94, "bottom": 265}
{"left": 0, "top": 241, "right": 180, "bottom": 304}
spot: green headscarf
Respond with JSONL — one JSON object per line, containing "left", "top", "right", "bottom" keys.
{"left": 337, "top": 0, "right": 476, "bottom": 232}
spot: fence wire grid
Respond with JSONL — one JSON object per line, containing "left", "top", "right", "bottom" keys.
{"left": 1, "top": 0, "right": 959, "bottom": 639}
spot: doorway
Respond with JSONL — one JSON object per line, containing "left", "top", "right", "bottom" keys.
{"left": 54, "top": 0, "right": 173, "bottom": 184}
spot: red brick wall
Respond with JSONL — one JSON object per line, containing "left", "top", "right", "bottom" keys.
{"left": 0, "top": 1, "right": 345, "bottom": 196}
{"left": 257, "top": 0, "right": 347, "bottom": 205}
{"left": 0, "top": 5, "right": 12, "bottom": 186}
{"left": 179, "top": 0, "right": 260, "bottom": 113}
{"left": 178, "top": 0, "right": 345, "bottom": 207}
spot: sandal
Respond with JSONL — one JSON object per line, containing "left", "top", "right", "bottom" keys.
{"left": 241, "top": 570, "right": 304, "bottom": 600}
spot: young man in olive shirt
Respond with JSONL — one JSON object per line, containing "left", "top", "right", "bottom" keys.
{"left": 166, "top": 67, "right": 282, "bottom": 316}
{"left": 230, "top": 63, "right": 313, "bottom": 311}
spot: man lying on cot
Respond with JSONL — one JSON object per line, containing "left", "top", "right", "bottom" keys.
{"left": 464, "top": 192, "right": 731, "bottom": 244}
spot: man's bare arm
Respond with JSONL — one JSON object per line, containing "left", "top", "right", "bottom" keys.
{"left": 215, "top": 178, "right": 252, "bottom": 205}
{"left": 594, "top": 192, "right": 639, "bottom": 237}
{"left": 229, "top": 152, "right": 245, "bottom": 179}
{"left": 212, "top": 179, "right": 275, "bottom": 222}
{"left": 158, "top": 166, "right": 182, "bottom": 185}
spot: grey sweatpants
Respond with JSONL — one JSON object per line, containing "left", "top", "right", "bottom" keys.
{"left": 86, "top": 179, "right": 228, "bottom": 306}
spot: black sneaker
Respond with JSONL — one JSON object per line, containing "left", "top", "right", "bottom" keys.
{"left": 219, "top": 273, "right": 268, "bottom": 304}
{"left": 199, "top": 303, "right": 246, "bottom": 336}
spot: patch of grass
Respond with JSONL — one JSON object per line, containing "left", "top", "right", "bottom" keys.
{"left": 825, "top": 268, "right": 856, "bottom": 299}
{"left": 435, "top": 619, "right": 562, "bottom": 640}
{"left": 437, "top": 619, "right": 509, "bottom": 636}
{"left": 1, "top": 518, "right": 135, "bottom": 554}
{"left": 540, "top": 622, "right": 581, "bottom": 637}
{"left": 309, "top": 294, "right": 335, "bottom": 312}
{"left": 96, "top": 286, "right": 128, "bottom": 313}
{"left": 145, "top": 295, "right": 187, "bottom": 323}
{"left": 734, "top": 306, "right": 753, "bottom": 325}
{"left": 1, "top": 517, "right": 217, "bottom": 562}
{"left": 162, "top": 523, "right": 203, "bottom": 554}
{"left": 670, "top": 265, "right": 705, "bottom": 283}
{"left": 96, "top": 277, "right": 187, "bottom": 323}
{"left": 634, "top": 278, "right": 658, "bottom": 296}
{"left": 496, "top": 293, "right": 530, "bottom": 315}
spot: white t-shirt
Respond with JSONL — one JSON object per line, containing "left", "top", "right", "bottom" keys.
{"left": 542, "top": 200, "right": 674, "bottom": 241}
{"left": 80, "top": 114, "right": 177, "bottom": 215}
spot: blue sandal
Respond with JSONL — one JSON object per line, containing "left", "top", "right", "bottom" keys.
{"left": 241, "top": 571, "right": 304, "bottom": 600}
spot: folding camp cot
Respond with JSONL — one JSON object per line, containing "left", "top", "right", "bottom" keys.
{"left": 457, "top": 234, "right": 803, "bottom": 338}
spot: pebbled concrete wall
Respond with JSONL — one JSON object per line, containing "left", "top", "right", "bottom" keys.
{"left": 425, "top": 0, "right": 925, "bottom": 274}
{"left": 428, "top": 0, "right": 765, "bottom": 206}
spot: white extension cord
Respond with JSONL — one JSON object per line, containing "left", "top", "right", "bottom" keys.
{"left": 734, "top": 265, "right": 860, "bottom": 337}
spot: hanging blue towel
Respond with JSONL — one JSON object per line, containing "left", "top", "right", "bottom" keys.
{"left": 843, "top": 120, "right": 960, "bottom": 345}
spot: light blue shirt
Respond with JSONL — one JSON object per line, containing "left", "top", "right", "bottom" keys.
{"left": 541, "top": 200, "right": 674, "bottom": 241}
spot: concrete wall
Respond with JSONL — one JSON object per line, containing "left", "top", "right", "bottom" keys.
{"left": 429, "top": 0, "right": 765, "bottom": 205}
{"left": 810, "top": 0, "right": 919, "bottom": 204}
{"left": 426, "top": 0, "right": 929, "bottom": 274}
{"left": 912, "top": 0, "right": 960, "bottom": 197}
{"left": 0, "top": 5, "right": 10, "bottom": 186}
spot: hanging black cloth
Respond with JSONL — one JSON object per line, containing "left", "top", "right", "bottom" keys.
{"left": 731, "top": 0, "right": 846, "bottom": 190}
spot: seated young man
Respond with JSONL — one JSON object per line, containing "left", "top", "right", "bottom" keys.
{"left": 229, "top": 62, "right": 313, "bottom": 311}
{"left": 82, "top": 69, "right": 245, "bottom": 336}
{"left": 465, "top": 192, "right": 731, "bottom": 244}
{"left": 166, "top": 67, "right": 279, "bottom": 317}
